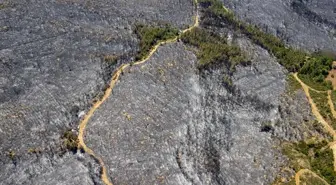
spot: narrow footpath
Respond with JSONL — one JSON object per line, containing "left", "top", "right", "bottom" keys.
{"left": 77, "top": 1, "right": 199, "bottom": 185}
{"left": 76, "top": 1, "right": 333, "bottom": 184}
{"left": 294, "top": 73, "right": 336, "bottom": 185}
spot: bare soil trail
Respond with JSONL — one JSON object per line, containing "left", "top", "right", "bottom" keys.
{"left": 327, "top": 90, "right": 336, "bottom": 172}
{"left": 77, "top": 1, "right": 199, "bottom": 185}
{"left": 327, "top": 90, "right": 336, "bottom": 119}
{"left": 294, "top": 73, "right": 336, "bottom": 185}
{"left": 295, "top": 169, "right": 329, "bottom": 185}
{"left": 294, "top": 73, "right": 336, "bottom": 138}
{"left": 75, "top": 1, "right": 332, "bottom": 184}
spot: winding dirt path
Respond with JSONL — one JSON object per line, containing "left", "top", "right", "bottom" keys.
{"left": 328, "top": 91, "right": 336, "bottom": 119}
{"left": 77, "top": 2, "right": 199, "bottom": 185}
{"left": 327, "top": 90, "right": 336, "bottom": 172}
{"left": 293, "top": 73, "right": 336, "bottom": 185}
{"left": 75, "top": 1, "right": 331, "bottom": 184}
{"left": 293, "top": 73, "right": 336, "bottom": 138}
{"left": 295, "top": 169, "right": 329, "bottom": 185}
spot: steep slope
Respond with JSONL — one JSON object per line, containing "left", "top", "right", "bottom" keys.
{"left": 0, "top": 0, "right": 335, "bottom": 184}
{"left": 0, "top": 0, "right": 193, "bottom": 184}
{"left": 84, "top": 36, "right": 320, "bottom": 184}
{"left": 221, "top": 0, "right": 336, "bottom": 51}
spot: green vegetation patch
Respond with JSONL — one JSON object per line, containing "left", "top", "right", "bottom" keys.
{"left": 297, "top": 53, "right": 333, "bottom": 91}
{"left": 283, "top": 139, "right": 336, "bottom": 184}
{"left": 134, "top": 24, "right": 179, "bottom": 60}
{"left": 180, "top": 27, "right": 248, "bottom": 71}
{"left": 299, "top": 74, "right": 332, "bottom": 91}
{"left": 7, "top": 150, "right": 15, "bottom": 160}
{"left": 309, "top": 90, "right": 336, "bottom": 130}
{"left": 61, "top": 130, "right": 79, "bottom": 153}
{"left": 299, "top": 53, "right": 333, "bottom": 91}
{"left": 0, "top": 2, "right": 10, "bottom": 9}
{"left": 103, "top": 55, "right": 119, "bottom": 65}
{"left": 199, "top": 0, "right": 335, "bottom": 90}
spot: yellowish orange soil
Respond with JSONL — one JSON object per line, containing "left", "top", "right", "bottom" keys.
{"left": 294, "top": 73, "right": 336, "bottom": 185}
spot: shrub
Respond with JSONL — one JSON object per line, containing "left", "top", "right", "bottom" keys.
{"left": 299, "top": 74, "right": 332, "bottom": 91}
{"left": 28, "top": 148, "right": 41, "bottom": 154}
{"left": 260, "top": 122, "right": 274, "bottom": 133}
{"left": 61, "top": 130, "right": 79, "bottom": 153}
{"left": 180, "top": 27, "right": 248, "bottom": 71}
{"left": 283, "top": 139, "right": 336, "bottom": 184}
{"left": 134, "top": 24, "right": 179, "bottom": 60}
{"left": 103, "top": 55, "right": 118, "bottom": 65}
{"left": 309, "top": 90, "right": 336, "bottom": 129}
{"left": 7, "top": 150, "right": 15, "bottom": 160}
{"left": 299, "top": 54, "right": 333, "bottom": 87}
{"left": 223, "top": 75, "right": 233, "bottom": 87}
{"left": 199, "top": 0, "right": 335, "bottom": 89}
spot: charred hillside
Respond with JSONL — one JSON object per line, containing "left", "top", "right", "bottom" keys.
{"left": 0, "top": 0, "right": 335, "bottom": 185}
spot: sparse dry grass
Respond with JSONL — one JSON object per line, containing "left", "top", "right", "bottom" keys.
{"left": 310, "top": 90, "right": 336, "bottom": 130}
{"left": 287, "top": 74, "right": 302, "bottom": 95}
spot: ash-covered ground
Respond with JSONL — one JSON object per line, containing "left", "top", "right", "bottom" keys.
{"left": 0, "top": 0, "right": 335, "bottom": 184}
{"left": 0, "top": 0, "right": 193, "bottom": 184}
{"left": 85, "top": 39, "right": 321, "bottom": 185}
{"left": 221, "top": 0, "right": 336, "bottom": 51}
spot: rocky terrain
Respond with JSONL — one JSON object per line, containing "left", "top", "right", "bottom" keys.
{"left": 0, "top": 0, "right": 335, "bottom": 185}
